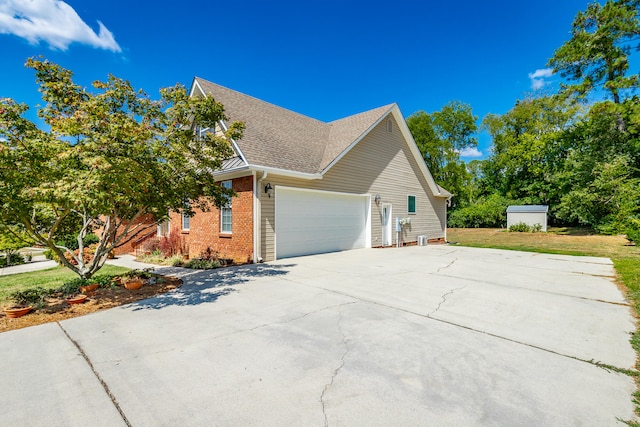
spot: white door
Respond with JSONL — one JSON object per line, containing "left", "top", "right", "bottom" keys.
{"left": 382, "top": 203, "right": 392, "bottom": 246}
{"left": 276, "top": 187, "right": 370, "bottom": 259}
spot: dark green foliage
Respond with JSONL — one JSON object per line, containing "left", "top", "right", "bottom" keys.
{"left": 627, "top": 229, "right": 640, "bottom": 244}
{"left": 55, "top": 233, "right": 100, "bottom": 251}
{"left": 462, "top": 2, "right": 640, "bottom": 235}
{"left": 9, "top": 287, "right": 54, "bottom": 308}
{"left": 0, "top": 252, "right": 25, "bottom": 267}
{"left": 407, "top": 101, "right": 479, "bottom": 209}
{"left": 0, "top": 58, "right": 243, "bottom": 280}
{"left": 548, "top": 0, "right": 640, "bottom": 104}
{"left": 43, "top": 248, "right": 56, "bottom": 261}
{"left": 8, "top": 272, "right": 123, "bottom": 309}
{"left": 59, "top": 277, "right": 88, "bottom": 295}
{"left": 509, "top": 222, "right": 532, "bottom": 232}
{"left": 183, "top": 258, "right": 221, "bottom": 270}
{"left": 448, "top": 194, "right": 512, "bottom": 228}
{"left": 122, "top": 269, "right": 152, "bottom": 279}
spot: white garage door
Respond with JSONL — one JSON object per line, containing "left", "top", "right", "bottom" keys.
{"left": 275, "top": 187, "right": 370, "bottom": 259}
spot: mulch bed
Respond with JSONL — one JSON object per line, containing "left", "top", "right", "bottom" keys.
{"left": 0, "top": 276, "right": 182, "bottom": 333}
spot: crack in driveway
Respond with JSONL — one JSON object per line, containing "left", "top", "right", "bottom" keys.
{"left": 283, "top": 277, "right": 634, "bottom": 373}
{"left": 57, "top": 321, "right": 132, "bottom": 427}
{"left": 436, "top": 258, "right": 457, "bottom": 273}
{"left": 428, "top": 285, "right": 468, "bottom": 316}
{"left": 320, "top": 306, "right": 350, "bottom": 426}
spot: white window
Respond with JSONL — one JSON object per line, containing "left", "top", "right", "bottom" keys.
{"left": 221, "top": 180, "right": 232, "bottom": 233}
{"left": 157, "top": 219, "right": 170, "bottom": 237}
{"left": 182, "top": 203, "right": 191, "bottom": 231}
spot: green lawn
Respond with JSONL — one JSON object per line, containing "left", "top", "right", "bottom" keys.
{"left": 0, "top": 265, "right": 130, "bottom": 305}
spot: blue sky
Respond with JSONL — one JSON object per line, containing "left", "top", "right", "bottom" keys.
{"left": 0, "top": 0, "right": 596, "bottom": 159}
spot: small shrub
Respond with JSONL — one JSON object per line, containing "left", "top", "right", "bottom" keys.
{"left": 83, "top": 234, "right": 100, "bottom": 246}
{"left": 60, "top": 277, "right": 89, "bottom": 296}
{"left": 183, "top": 258, "right": 220, "bottom": 270}
{"left": 166, "top": 254, "right": 185, "bottom": 266}
{"left": 531, "top": 223, "right": 543, "bottom": 233}
{"left": 0, "top": 252, "right": 25, "bottom": 267}
{"left": 10, "top": 287, "right": 54, "bottom": 308}
{"left": 200, "top": 247, "right": 219, "bottom": 261}
{"left": 43, "top": 248, "right": 57, "bottom": 261}
{"left": 159, "top": 233, "right": 187, "bottom": 257}
{"left": 141, "top": 237, "right": 160, "bottom": 255}
{"left": 509, "top": 222, "right": 531, "bottom": 232}
{"left": 627, "top": 229, "right": 640, "bottom": 245}
{"left": 123, "top": 269, "right": 153, "bottom": 280}
{"left": 137, "top": 252, "right": 166, "bottom": 265}
{"left": 55, "top": 233, "right": 100, "bottom": 251}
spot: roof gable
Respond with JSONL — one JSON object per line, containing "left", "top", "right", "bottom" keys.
{"left": 191, "top": 77, "right": 446, "bottom": 197}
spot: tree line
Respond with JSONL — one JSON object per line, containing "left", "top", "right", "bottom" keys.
{"left": 407, "top": 0, "right": 640, "bottom": 235}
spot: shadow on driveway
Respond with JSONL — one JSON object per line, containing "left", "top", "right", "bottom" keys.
{"left": 130, "top": 263, "right": 296, "bottom": 311}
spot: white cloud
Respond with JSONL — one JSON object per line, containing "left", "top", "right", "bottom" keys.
{"left": 0, "top": 0, "right": 121, "bottom": 52}
{"left": 457, "top": 147, "right": 483, "bottom": 158}
{"left": 528, "top": 68, "right": 553, "bottom": 91}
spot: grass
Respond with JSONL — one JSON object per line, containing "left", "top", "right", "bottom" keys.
{"left": 448, "top": 227, "right": 640, "bottom": 422}
{"left": 0, "top": 264, "right": 130, "bottom": 305}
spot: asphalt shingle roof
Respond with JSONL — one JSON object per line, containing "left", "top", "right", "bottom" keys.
{"left": 195, "top": 77, "right": 394, "bottom": 174}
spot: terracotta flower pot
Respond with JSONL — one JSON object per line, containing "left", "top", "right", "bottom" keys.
{"left": 4, "top": 306, "right": 33, "bottom": 318}
{"left": 66, "top": 294, "right": 88, "bottom": 304}
{"left": 124, "top": 279, "right": 143, "bottom": 290}
{"left": 79, "top": 284, "right": 99, "bottom": 294}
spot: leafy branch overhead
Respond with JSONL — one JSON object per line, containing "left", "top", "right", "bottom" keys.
{"left": 548, "top": 0, "right": 640, "bottom": 104}
{"left": 0, "top": 57, "right": 244, "bottom": 279}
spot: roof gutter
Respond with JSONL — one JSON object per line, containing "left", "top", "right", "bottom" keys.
{"left": 248, "top": 166, "right": 322, "bottom": 180}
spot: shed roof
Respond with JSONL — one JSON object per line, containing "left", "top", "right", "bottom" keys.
{"left": 506, "top": 205, "right": 549, "bottom": 213}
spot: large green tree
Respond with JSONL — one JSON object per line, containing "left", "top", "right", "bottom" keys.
{"left": 548, "top": 0, "right": 640, "bottom": 104}
{"left": 555, "top": 99, "right": 640, "bottom": 232}
{"left": 407, "top": 101, "right": 478, "bottom": 208}
{"left": 0, "top": 58, "right": 243, "bottom": 279}
{"left": 481, "top": 96, "right": 580, "bottom": 206}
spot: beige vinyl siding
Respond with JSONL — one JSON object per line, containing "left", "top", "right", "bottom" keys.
{"left": 260, "top": 115, "right": 446, "bottom": 261}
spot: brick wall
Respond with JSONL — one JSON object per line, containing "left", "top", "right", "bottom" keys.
{"left": 103, "top": 214, "right": 157, "bottom": 256}
{"left": 168, "top": 175, "right": 254, "bottom": 263}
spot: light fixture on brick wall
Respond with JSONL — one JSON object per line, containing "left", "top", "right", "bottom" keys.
{"left": 264, "top": 183, "right": 273, "bottom": 198}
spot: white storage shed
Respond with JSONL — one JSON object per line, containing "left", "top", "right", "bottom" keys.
{"left": 506, "top": 205, "right": 548, "bottom": 231}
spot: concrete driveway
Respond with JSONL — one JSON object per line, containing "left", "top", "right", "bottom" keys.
{"left": 1, "top": 246, "right": 637, "bottom": 426}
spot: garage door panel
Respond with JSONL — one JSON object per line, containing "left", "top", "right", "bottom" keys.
{"left": 276, "top": 188, "right": 369, "bottom": 259}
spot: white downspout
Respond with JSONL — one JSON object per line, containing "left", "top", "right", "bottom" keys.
{"left": 252, "top": 171, "right": 257, "bottom": 263}
{"left": 254, "top": 170, "right": 268, "bottom": 262}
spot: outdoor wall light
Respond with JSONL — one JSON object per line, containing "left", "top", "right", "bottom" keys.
{"left": 374, "top": 194, "right": 381, "bottom": 205}
{"left": 265, "top": 183, "right": 273, "bottom": 198}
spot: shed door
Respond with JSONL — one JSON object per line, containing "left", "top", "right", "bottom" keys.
{"left": 275, "top": 187, "right": 370, "bottom": 259}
